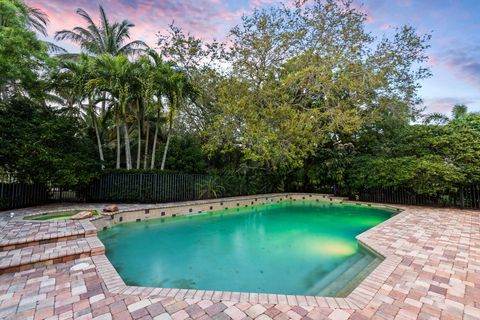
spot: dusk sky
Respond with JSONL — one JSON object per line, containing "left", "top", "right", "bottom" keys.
{"left": 27, "top": 0, "right": 480, "bottom": 115}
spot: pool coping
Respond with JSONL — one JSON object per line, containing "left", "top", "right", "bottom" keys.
{"left": 86, "top": 193, "right": 404, "bottom": 309}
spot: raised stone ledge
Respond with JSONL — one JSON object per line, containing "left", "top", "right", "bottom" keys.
{"left": 0, "top": 220, "right": 97, "bottom": 251}
{"left": 0, "top": 236, "right": 104, "bottom": 274}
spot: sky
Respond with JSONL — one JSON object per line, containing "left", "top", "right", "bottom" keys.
{"left": 26, "top": 0, "right": 480, "bottom": 115}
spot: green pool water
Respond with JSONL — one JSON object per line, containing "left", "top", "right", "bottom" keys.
{"left": 98, "top": 200, "right": 393, "bottom": 296}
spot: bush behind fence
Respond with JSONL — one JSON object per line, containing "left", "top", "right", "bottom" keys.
{"left": 84, "top": 173, "right": 213, "bottom": 203}
{"left": 83, "top": 172, "right": 277, "bottom": 202}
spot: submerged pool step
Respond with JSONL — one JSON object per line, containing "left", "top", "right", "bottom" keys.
{"left": 0, "top": 237, "right": 104, "bottom": 274}
{"left": 305, "top": 253, "right": 365, "bottom": 296}
{"left": 306, "top": 250, "right": 382, "bottom": 297}
{"left": 335, "top": 256, "right": 382, "bottom": 297}
{"left": 317, "top": 253, "right": 378, "bottom": 297}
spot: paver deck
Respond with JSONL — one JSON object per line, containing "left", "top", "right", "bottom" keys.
{"left": 0, "top": 237, "right": 104, "bottom": 274}
{"left": 0, "top": 200, "right": 479, "bottom": 319}
{"left": 0, "top": 220, "right": 96, "bottom": 251}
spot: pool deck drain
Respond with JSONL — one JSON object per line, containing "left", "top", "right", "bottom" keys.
{"left": 0, "top": 194, "right": 479, "bottom": 319}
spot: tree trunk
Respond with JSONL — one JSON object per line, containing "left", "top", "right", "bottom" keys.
{"left": 116, "top": 124, "right": 121, "bottom": 169}
{"left": 160, "top": 125, "right": 172, "bottom": 171}
{"left": 91, "top": 108, "right": 105, "bottom": 168}
{"left": 101, "top": 92, "right": 106, "bottom": 115}
{"left": 123, "top": 121, "right": 132, "bottom": 170}
{"left": 136, "top": 107, "right": 142, "bottom": 170}
{"left": 143, "top": 122, "right": 150, "bottom": 169}
{"left": 150, "top": 108, "right": 160, "bottom": 169}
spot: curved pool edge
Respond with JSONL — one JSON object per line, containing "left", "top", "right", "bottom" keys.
{"left": 89, "top": 192, "right": 402, "bottom": 307}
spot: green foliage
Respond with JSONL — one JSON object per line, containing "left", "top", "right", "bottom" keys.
{"left": 347, "top": 122, "right": 480, "bottom": 195}
{"left": 0, "top": 97, "right": 100, "bottom": 187}
{"left": 203, "top": 76, "right": 322, "bottom": 170}
{"left": 449, "top": 113, "right": 480, "bottom": 131}
{"left": 203, "top": 0, "right": 431, "bottom": 172}
{"left": 0, "top": 0, "right": 52, "bottom": 100}
{"left": 348, "top": 155, "right": 463, "bottom": 195}
{"left": 196, "top": 176, "right": 225, "bottom": 199}
{"left": 157, "top": 136, "right": 208, "bottom": 174}
{"left": 451, "top": 104, "right": 468, "bottom": 119}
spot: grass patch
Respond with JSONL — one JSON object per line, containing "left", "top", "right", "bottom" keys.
{"left": 24, "top": 210, "right": 99, "bottom": 221}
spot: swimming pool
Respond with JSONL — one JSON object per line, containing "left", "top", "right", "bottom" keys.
{"left": 98, "top": 200, "right": 393, "bottom": 296}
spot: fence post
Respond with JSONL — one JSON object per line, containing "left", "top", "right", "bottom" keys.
{"left": 460, "top": 187, "right": 465, "bottom": 208}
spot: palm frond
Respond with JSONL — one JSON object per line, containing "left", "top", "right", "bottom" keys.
{"left": 118, "top": 40, "right": 148, "bottom": 55}
{"left": 55, "top": 30, "right": 83, "bottom": 42}
{"left": 44, "top": 41, "right": 67, "bottom": 54}
{"left": 76, "top": 8, "right": 103, "bottom": 43}
{"left": 56, "top": 52, "right": 81, "bottom": 60}
{"left": 27, "top": 7, "right": 49, "bottom": 36}
{"left": 54, "top": 5, "right": 146, "bottom": 56}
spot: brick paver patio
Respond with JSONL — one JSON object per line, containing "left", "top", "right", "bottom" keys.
{"left": 0, "top": 198, "right": 479, "bottom": 319}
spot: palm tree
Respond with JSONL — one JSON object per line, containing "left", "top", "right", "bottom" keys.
{"left": 88, "top": 54, "right": 140, "bottom": 169}
{"left": 138, "top": 50, "right": 173, "bottom": 169}
{"left": 55, "top": 5, "right": 147, "bottom": 169}
{"left": 1, "top": 0, "right": 65, "bottom": 53}
{"left": 54, "top": 5, "right": 147, "bottom": 56}
{"left": 51, "top": 55, "right": 105, "bottom": 165}
{"left": 12, "top": 0, "right": 48, "bottom": 36}
{"left": 452, "top": 104, "right": 468, "bottom": 120}
{"left": 137, "top": 54, "right": 157, "bottom": 169}
{"left": 160, "top": 69, "right": 195, "bottom": 171}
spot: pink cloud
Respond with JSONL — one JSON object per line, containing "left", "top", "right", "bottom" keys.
{"left": 347, "top": 1, "right": 375, "bottom": 24}
{"left": 427, "top": 54, "right": 438, "bottom": 67}
{"left": 379, "top": 23, "right": 391, "bottom": 31}
{"left": 26, "top": 0, "right": 248, "bottom": 49}
{"left": 424, "top": 97, "right": 472, "bottom": 114}
{"left": 249, "top": 0, "right": 278, "bottom": 9}
{"left": 439, "top": 48, "right": 480, "bottom": 89}
{"left": 27, "top": 0, "right": 382, "bottom": 51}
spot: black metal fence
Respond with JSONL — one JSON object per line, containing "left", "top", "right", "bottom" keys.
{"left": 354, "top": 185, "right": 480, "bottom": 209}
{"left": 0, "top": 173, "right": 233, "bottom": 210}
{"left": 84, "top": 173, "right": 213, "bottom": 203}
{"left": 2, "top": 172, "right": 480, "bottom": 211}
{"left": 0, "top": 183, "right": 50, "bottom": 210}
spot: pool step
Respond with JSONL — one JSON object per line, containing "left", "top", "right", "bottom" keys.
{"left": 306, "top": 250, "right": 382, "bottom": 297}
{"left": 317, "top": 254, "right": 378, "bottom": 297}
{"left": 0, "top": 220, "right": 97, "bottom": 252}
{"left": 335, "top": 256, "right": 382, "bottom": 297}
{"left": 0, "top": 237, "right": 104, "bottom": 274}
{"left": 305, "top": 253, "right": 364, "bottom": 296}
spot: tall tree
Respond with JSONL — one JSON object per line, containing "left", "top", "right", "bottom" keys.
{"left": 203, "top": 0, "right": 431, "bottom": 172}
{"left": 55, "top": 5, "right": 147, "bottom": 56}
{"left": 157, "top": 23, "right": 227, "bottom": 133}
{"left": 0, "top": 0, "right": 51, "bottom": 100}
{"left": 51, "top": 55, "right": 105, "bottom": 166}
{"left": 88, "top": 54, "right": 139, "bottom": 169}
{"left": 137, "top": 51, "right": 164, "bottom": 169}
{"left": 160, "top": 69, "right": 195, "bottom": 171}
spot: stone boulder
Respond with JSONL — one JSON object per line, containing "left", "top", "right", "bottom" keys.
{"left": 71, "top": 211, "right": 94, "bottom": 220}
{"left": 103, "top": 204, "right": 119, "bottom": 213}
